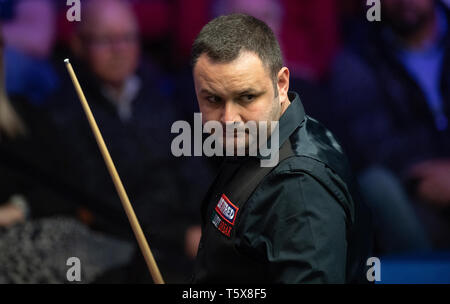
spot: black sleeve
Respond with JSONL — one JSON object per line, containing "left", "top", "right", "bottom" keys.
{"left": 237, "top": 170, "right": 349, "bottom": 283}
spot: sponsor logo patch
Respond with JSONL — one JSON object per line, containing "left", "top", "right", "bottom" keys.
{"left": 211, "top": 213, "right": 232, "bottom": 237}
{"left": 215, "top": 194, "right": 239, "bottom": 225}
{"left": 211, "top": 194, "right": 239, "bottom": 237}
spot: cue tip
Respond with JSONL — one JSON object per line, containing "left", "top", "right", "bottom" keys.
{"left": 64, "top": 58, "right": 70, "bottom": 64}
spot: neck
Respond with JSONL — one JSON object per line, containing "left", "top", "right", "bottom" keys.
{"left": 279, "top": 98, "right": 291, "bottom": 118}
{"left": 105, "top": 81, "right": 125, "bottom": 103}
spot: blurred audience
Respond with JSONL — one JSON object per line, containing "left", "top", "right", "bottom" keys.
{"left": 1, "top": 0, "right": 59, "bottom": 105}
{"left": 0, "top": 21, "right": 134, "bottom": 283}
{"left": 0, "top": 24, "right": 27, "bottom": 227}
{"left": 280, "top": 0, "right": 340, "bottom": 82}
{"left": 214, "top": 0, "right": 340, "bottom": 81}
{"left": 331, "top": 0, "right": 450, "bottom": 254}
{"left": 47, "top": 0, "right": 211, "bottom": 283}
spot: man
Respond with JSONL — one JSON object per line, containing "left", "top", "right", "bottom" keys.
{"left": 48, "top": 0, "right": 211, "bottom": 282}
{"left": 330, "top": 0, "right": 450, "bottom": 252}
{"left": 190, "top": 14, "right": 372, "bottom": 283}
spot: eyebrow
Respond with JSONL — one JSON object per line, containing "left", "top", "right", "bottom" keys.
{"left": 199, "top": 88, "right": 215, "bottom": 95}
{"left": 199, "top": 88, "right": 263, "bottom": 96}
{"left": 235, "top": 89, "right": 262, "bottom": 96}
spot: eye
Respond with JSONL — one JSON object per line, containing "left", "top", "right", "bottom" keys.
{"left": 241, "top": 95, "right": 255, "bottom": 102}
{"left": 206, "top": 95, "right": 222, "bottom": 104}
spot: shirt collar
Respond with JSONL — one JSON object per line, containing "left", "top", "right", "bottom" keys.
{"left": 101, "top": 75, "right": 142, "bottom": 122}
{"left": 278, "top": 91, "right": 305, "bottom": 146}
{"left": 256, "top": 91, "right": 305, "bottom": 159}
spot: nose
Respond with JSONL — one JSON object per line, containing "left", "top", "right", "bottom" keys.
{"left": 220, "top": 101, "right": 241, "bottom": 124}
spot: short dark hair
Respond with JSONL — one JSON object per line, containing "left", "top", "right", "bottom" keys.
{"left": 191, "top": 14, "right": 283, "bottom": 94}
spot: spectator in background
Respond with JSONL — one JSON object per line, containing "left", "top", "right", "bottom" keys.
{"left": 330, "top": 0, "right": 450, "bottom": 255}
{"left": 0, "top": 18, "right": 66, "bottom": 227}
{"left": 1, "top": 0, "right": 59, "bottom": 105}
{"left": 48, "top": 0, "right": 211, "bottom": 283}
{"left": 0, "top": 24, "right": 27, "bottom": 227}
{"left": 0, "top": 21, "right": 135, "bottom": 283}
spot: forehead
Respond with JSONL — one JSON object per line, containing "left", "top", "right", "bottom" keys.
{"left": 193, "top": 51, "right": 272, "bottom": 94}
{"left": 83, "top": 3, "right": 137, "bottom": 35}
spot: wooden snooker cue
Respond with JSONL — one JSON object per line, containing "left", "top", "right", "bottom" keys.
{"left": 64, "top": 59, "right": 165, "bottom": 284}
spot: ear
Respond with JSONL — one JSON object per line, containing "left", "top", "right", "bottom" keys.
{"left": 277, "top": 67, "right": 290, "bottom": 105}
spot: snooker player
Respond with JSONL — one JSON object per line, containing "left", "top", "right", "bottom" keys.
{"left": 190, "top": 14, "right": 373, "bottom": 283}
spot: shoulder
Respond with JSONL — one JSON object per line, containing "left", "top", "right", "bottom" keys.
{"left": 244, "top": 154, "right": 354, "bottom": 228}
{"left": 236, "top": 155, "right": 351, "bottom": 282}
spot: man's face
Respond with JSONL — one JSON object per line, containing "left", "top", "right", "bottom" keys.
{"left": 80, "top": 3, "right": 140, "bottom": 88}
{"left": 193, "top": 51, "right": 288, "bottom": 150}
{"left": 383, "top": 0, "right": 435, "bottom": 36}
